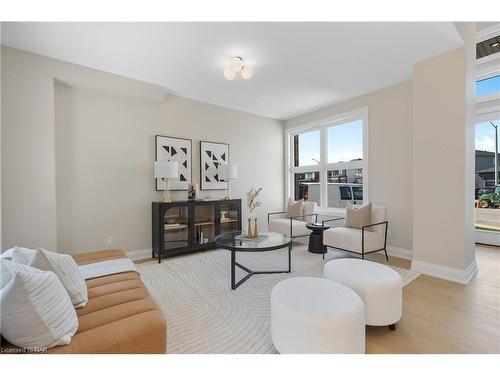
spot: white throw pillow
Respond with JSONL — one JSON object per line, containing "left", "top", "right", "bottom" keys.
{"left": 0, "top": 247, "right": 15, "bottom": 260}
{"left": 345, "top": 202, "right": 372, "bottom": 229}
{"left": 286, "top": 198, "right": 304, "bottom": 219}
{"left": 11, "top": 246, "right": 37, "bottom": 264}
{"left": 2, "top": 246, "right": 37, "bottom": 263}
{"left": 303, "top": 201, "right": 318, "bottom": 223}
{"left": 0, "top": 259, "right": 78, "bottom": 349}
{"left": 27, "top": 248, "right": 88, "bottom": 308}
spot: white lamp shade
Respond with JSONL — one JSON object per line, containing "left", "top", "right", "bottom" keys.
{"left": 219, "top": 164, "right": 237, "bottom": 181}
{"left": 229, "top": 57, "right": 243, "bottom": 72}
{"left": 155, "top": 161, "right": 179, "bottom": 179}
{"left": 240, "top": 65, "right": 253, "bottom": 79}
{"left": 224, "top": 67, "right": 236, "bottom": 80}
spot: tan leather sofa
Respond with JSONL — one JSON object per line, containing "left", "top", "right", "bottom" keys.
{"left": 1, "top": 249, "right": 167, "bottom": 354}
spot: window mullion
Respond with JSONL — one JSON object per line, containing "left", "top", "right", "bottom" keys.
{"left": 320, "top": 126, "right": 328, "bottom": 209}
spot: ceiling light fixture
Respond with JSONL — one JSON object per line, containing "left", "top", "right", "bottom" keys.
{"left": 224, "top": 56, "right": 253, "bottom": 80}
{"left": 491, "top": 42, "right": 499, "bottom": 48}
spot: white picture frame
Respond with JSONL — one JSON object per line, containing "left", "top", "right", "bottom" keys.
{"left": 200, "top": 141, "right": 229, "bottom": 190}
{"left": 155, "top": 135, "right": 192, "bottom": 191}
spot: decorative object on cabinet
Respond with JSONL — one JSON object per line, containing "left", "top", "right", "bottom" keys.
{"left": 219, "top": 164, "right": 238, "bottom": 199}
{"left": 152, "top": 199, "right": 242, "bottom": 263}
{"left": 187, "top": 184, "right": 196, "bottom": 201}
{"left": 155, "top": 135, "right": 192, "bottom": 191}
{"left": 200, "top": 141, "right": 229, "bottom": 190}
{"left": 154, "top": 161, "right": 179, "bottom": 203}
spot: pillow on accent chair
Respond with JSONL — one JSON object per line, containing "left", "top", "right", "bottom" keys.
{"left": 0, "top": 259, "right": 78, "bottom": 349}
{"left": 12, "top": 247, "right": 88, "bottom": 307}
{"left": 286, "top": 199, "right": 304, "bottom": 219}
{"left": 345, "top": 202, "right": 372, "bottom": 229}
{"left": 303, "top": 201, "right": 318, "bottom": 223}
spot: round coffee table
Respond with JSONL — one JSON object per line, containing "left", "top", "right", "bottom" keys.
{"left": 305, "top": 223, "right": 330, "bottom": 256}
{"left": 215, "top": 231, "right": 292, "bottom": 290}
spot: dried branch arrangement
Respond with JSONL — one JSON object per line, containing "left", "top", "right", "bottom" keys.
{"left": 246, "top": 187, "right": 262, "bottom": 214}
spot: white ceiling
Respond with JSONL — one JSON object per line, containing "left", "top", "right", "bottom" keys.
{"left": 1, "top": 22, "right": 464, "bottom": 120}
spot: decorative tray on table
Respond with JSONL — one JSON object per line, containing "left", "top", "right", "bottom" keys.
{"left": 234, "top": 234, "right": 268, "bottom": 243}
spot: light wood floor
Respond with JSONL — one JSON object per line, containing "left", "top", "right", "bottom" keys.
{"left": 365, "top": 245, "right": 500, "bottom": 353}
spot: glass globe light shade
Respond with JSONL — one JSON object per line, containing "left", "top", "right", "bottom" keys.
{"left": 224, "top": 67, "right": 236, "bottom": 80}
{"left": 240, "top": 65, "right": 253, "bottom": 79}
{"left": 229, "top": 57, "right": 243, "bottom": 72}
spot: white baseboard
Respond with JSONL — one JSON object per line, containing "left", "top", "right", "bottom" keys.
{"left": 411, "top": 258, "right": 478, "bottom": 285}
{"left": 386, "top": 246, "right": 413, "bottom": 260}
{"left": 126, "top": 248, "right": 152, "bottom": 261}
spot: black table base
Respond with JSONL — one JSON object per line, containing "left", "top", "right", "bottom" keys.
{"left": 230, "top": 244, "right": 292, "bottom": 290}
{"left": 308, "top": 231, "right": 327, "bottom": 254}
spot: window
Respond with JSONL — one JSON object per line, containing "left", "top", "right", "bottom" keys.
{"left": 287, "top": 108, "right": 368, "bottom": 212}
{"left": 474, "top": 120, "right": 499, "bottom": 234}
{"left": 476, "top": 75, "right": 500, "bottom": 97}
{"left": 293, "top": 172, "right": 320, "bottom": 205}
{"left": 328, "top": 120, "right": 363, "bottom": 163}
{"left": 327, "top": 168, "right": 363, "bottom": 208}
{"left": 293, "top": 130, "right": 320, "bottom": 166}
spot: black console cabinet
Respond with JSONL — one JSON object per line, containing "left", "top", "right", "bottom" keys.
{"left": 152, "top": 199, "right": 242, "bottom": 263}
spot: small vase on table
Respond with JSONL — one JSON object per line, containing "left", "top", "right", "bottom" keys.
{"left": 247, "top": 218, "right": 253, "bottom": 238}
{"left": 252, "top": 218, "right": 258, "bottom": 238}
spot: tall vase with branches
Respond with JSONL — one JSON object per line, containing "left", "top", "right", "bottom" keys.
{"left": 246, "top": 187, "right": 262, "bottom": 238}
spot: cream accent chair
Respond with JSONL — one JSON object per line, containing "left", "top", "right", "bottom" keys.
{"left": 322, "top": 205, "right": 388, "bottom": 260}
{"left": 267, "top": 201, "right": 318, "bottom": 239}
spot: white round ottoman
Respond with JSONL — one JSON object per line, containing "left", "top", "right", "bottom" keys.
{"left": 270, "top": 277, "right": 365, "bottom": 354}
{"left": 323, "top": 259, "right": 402, "bottom": 329}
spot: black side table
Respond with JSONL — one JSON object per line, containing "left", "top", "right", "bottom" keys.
{"left": 306, "top": 223, "right": 330, "bottom": 256}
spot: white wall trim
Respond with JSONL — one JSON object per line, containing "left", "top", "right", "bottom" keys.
{"left": 411, "top": 258, "right": 478, "bottom": 285}
{"left": 476, "top": 92, "right": 500, "bottom": 104}
{"left": 126, "top": 248, "right": 152, "bottom": 261}
{"left": 386, "top": 246, "right": 413, "bottom": 260}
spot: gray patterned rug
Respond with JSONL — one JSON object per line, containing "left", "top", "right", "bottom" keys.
{"left": 137, "top": 245, "right": 420, "bottom": 354}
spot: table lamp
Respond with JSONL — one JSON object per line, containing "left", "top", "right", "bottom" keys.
{"left": 155, "top": 160, "right": 179, "bottom": 203}
{"left": 219, "top": 164, "right": 237, "bottom": 200}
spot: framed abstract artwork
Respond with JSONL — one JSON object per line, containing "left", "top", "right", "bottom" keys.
{"left": 155, "top": 135, "right": 192, "bottom": 191}
{"left": 200, "top": 141, "right": 229, "bottom": 190}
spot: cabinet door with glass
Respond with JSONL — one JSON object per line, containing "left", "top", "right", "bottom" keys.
{"left": 193, "top": 203, "right": 217, "bottom": 247}
{"left": 218, "top": 200, "right": 242, "bottom": 235}
{"left": 163, "top": 203, "right": 190, "bottom": 253}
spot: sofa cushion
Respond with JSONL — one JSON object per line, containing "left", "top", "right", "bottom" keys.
{"left": 72, "top": 249, "right": 128, "bottom": 265}
{"left": 269, "top": 218, "right": 311, "bottom": 237}
{"left": 323, "top": 227, "right": 384, "bottom": 253}
{"left": 52, "top": 249, "right": 166, "bottom": 353}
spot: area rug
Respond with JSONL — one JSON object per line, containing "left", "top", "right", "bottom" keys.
{"left": 137, "top": 245, "right": 420, "bottom": 354}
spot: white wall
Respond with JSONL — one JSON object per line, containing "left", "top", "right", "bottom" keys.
{"left": 285, "top": 81, "right": 414, "bottom": 251}
{"left": 2, "top": 46, "right": 284, "bottom": 254}
{"left": 411, "top": 26, "right": 477, "bottom": 283}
